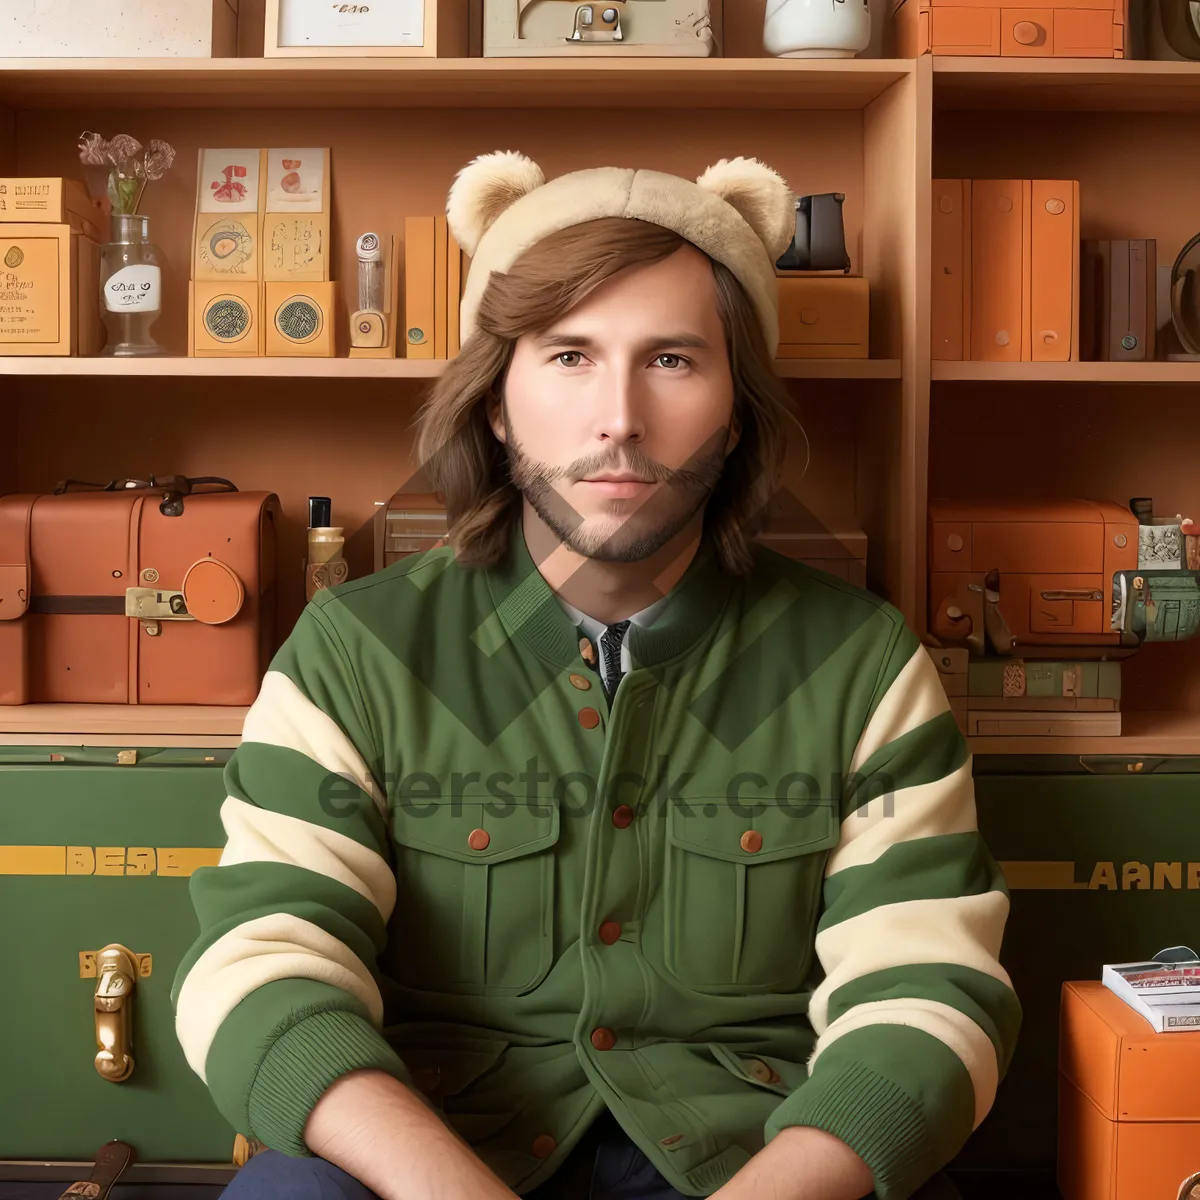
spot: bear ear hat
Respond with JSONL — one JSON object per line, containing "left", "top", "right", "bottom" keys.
{"left": 695, "top": 156, "right": 796, "bottom": 265}
{"left": 446, "top": 149, "right": 546, "bottom": 257}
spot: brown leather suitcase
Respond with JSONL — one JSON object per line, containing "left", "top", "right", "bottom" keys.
{"left": 0, "top": 476, "right": 280, "bottom": 705}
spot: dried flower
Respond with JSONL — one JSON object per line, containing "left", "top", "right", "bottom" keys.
{"left": 76, "top": 129, "right": 177, "bottom": 215}
{"left": 77, "top": 131, "right": 107, "bottom": 166}
{"left": 144, "top": 140, "right": 176, "bottom": 182}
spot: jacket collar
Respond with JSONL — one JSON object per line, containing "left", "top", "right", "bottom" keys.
{"left": 486, "top": 517, "right": 736, "bottom": 671}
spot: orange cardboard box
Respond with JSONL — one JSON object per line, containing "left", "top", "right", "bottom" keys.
{"left": 1059, "top": 981, "right": 1200, "bottom": 1200}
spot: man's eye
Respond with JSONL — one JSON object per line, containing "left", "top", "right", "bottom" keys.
{"left": 554, "top": 352, "right": 583, "bottom": 367}
{"left": 655, "top": 354, "right": 688, "bottom": 369}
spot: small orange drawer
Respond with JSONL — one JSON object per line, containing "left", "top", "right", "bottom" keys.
{"left": 775, "top": 277, "right": 869, "bottom": 359}
{"left": 1054, "top": 7, "right": 1120, "bottom": 53}
{"left": 1002, "top": 9, "right": 1054, "bottom": 53}
{"left": 930, "top": 6, "right": 1001, "bottom": 51}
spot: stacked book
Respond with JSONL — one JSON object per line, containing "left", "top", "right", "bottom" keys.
{"left": 926, "top": 647, "right": 1121, "bottom": 737}
{"left": 1104, "top": 955, "right": 1200, "bottom": 1033}
{"left": 404, "top": 215, "right": 464, "bottom": 359}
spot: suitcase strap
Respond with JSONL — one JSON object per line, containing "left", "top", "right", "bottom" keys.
{"left": 56, "top": 1140, "right": 135, "bottom": 1200}
{"left": 0, "top": 494, "right": 34, "bottom": 621}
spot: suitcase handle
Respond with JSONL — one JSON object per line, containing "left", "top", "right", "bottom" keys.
{"left": 53, "top": 475, "right": 238, "bottom": 517}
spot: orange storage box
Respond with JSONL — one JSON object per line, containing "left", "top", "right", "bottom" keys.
{"left": 927, "top": 498, "right": 1139, "bottom": 651}
{"left": 1059, "top": 981, "right": 1200, "bottom": 1200}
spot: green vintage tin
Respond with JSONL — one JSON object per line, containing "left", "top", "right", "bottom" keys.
{"left": 955, "top": 752, "right": 1200, "bottom": 1172}
{"left": 0, "top": 746, "right": 236, "bottom": 1165}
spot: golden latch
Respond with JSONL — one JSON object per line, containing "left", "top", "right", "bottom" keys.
{"left": 93, "top": 944, "right": 137, "bottom": 1083}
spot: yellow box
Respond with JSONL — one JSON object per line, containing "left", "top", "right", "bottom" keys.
{"left": 190, "top": 279, "right": 264, "bottom": 357}
{"left": 0, "top": 223, "right": 101, "bottom": 356}
{"left": 0, "top": 177, "right": 105, "bottom": 242}
{"left": 776, "top": 276, "right": 870, "bottom": 359}
{"left": 265, "top": 280, "right": 337, "bottom": 357}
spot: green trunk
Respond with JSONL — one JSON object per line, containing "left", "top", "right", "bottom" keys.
{"left": 957, "top": 753, "right": 1200, "bottom": 1171}
{"left": 0, "top": 746, "right": 236, "bottom": 1162}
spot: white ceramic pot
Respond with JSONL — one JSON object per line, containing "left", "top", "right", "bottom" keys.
{"left": 763, "top": 0, "right": 871, "bottom": 57}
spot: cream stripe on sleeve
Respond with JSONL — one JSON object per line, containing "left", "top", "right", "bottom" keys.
{"left": 217, "top": 797, "right": 397, "bottom": 920}
{"left": 242, "top": 670, "right": 386, "bottom": 815}
{"left": 808, "top": 891, "right": 1013, "bottom": 1032}
{"left": 809, "top": 997, "right": 1000, "bottom": 1130}
{"left": 175, "top": 913, "right": 385, "bottom": 1081}
{"left": 827, "top": 758, "right": 977, "bottom": 877}
{"left": 850, "top": 645, "right": 951, "bottom": 775}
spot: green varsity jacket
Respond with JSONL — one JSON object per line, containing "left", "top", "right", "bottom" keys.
{"left": 171, "top": 520, "right": 1021, "bottom": 1200}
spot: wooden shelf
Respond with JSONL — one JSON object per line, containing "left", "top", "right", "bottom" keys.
{"left": 933, "top": 57, "right": 1200, "bottom": 113}
{"left": 932, "top": 360, "right": 1200, "bottom": 383}
{"left": 0, "top": 57, "right": 912, "bottom": 111}
{"left": 969, "top": 710, "right": 1200, "bottom": 756}
{"left": 0, "top": 704, "right": 247, "bottom": 747}
{"left": 1, "top": 356, "right": 902, "bottom": 380}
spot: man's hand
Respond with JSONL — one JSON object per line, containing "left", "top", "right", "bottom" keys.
{"left": 303, "top": 1068, "right": 519, "bottom": 1200}
{"left": 709, "top": 1125, "right": 875, "bottom": 1200}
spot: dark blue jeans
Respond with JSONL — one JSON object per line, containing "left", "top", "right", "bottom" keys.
{"left": 219, "top": 1109, "right": 961, "bottom": 1199}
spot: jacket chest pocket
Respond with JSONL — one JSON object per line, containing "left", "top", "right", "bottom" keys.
{"left": 390, "top": 798, "right": 560, "bottom": 996}
{"left": 661, "top": 800, "right": 839, "bottom": 994}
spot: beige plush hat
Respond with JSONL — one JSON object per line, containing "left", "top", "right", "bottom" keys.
{"left": 446, "top": 150, "right": 796, "bottom": 357}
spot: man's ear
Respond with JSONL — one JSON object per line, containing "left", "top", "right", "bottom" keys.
{"left": 486, "top": 390, "right": 506, "bottom": 443}
{"left": 725, "top": 409, "right": 742, "bottom": 457}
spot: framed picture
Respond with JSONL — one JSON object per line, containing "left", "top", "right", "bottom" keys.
{"left": 198, "top": 149, "right": 261, "bottom": 215}
{"left": 264, "top": 0, "right": 467, "bottom": 56}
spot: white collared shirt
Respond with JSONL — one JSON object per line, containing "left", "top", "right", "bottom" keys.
{"left": 555, "top": 592, "right": 673, "bottom": 691}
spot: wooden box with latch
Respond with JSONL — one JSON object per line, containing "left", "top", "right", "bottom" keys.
{"left": 481, "top": 0, "right": 722, "bottom": 56}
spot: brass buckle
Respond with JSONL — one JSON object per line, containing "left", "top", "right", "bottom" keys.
{"left": 567, "top": 3, "right": 624, "bottom": 41}
{"left": 124, "top": 586, "right": 193, "bottom": 622}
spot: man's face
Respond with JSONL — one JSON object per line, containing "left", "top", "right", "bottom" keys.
{"left": 489, "top": 243, "right": 738, "bottom": 564}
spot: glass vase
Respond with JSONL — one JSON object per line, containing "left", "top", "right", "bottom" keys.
{"left": 98, "top": 213, "right": 167, "bottom": 357}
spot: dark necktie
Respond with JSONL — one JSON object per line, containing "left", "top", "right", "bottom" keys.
{"left": 600, "top": 620, "right": 631, "bottom": 706}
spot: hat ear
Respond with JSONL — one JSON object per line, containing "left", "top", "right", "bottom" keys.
{"left": 446, "top": 149, "right": 546, "bottom": 257}
{"left": 696, "top": 157, "right": 795, "bottom": 264}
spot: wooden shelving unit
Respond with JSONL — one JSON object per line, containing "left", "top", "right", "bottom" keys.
{"left": 2, "top": 31, "right": 1198, "bottom": 756}
{"left": 0, "top": 56, "right": 912, "bottom": 110}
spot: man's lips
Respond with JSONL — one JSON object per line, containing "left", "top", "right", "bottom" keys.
{"left": 580, "top": 475, "right": 656, "bottom": 498}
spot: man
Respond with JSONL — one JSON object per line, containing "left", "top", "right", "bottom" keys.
{"left": 174, "top": 151, "right": 1020, "bottom": 1200}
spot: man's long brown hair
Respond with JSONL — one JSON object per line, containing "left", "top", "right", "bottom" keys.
{"left": 413, "top": 216, "right": 797, "bottom": 574}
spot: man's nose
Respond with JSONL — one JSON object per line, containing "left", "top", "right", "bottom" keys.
{"left": 591, "top": 365, "right": 648, "bottom": 443}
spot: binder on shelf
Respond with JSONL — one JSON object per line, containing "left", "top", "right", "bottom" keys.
{"left": 434, "top": 213, "right": 448, "bottom": 360}
{"left": 404, "top": 215, "right": 435, "bottom": 359}
{"left": 448, "top": 228, "right": 462, "bottom": 357}
{"left": 932, "top": 178, "right": 1079, "bottom": 364}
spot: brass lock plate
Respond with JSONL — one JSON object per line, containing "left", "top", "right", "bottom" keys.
{"left": 125, "top": 587, "right": 192, "bottom": 622}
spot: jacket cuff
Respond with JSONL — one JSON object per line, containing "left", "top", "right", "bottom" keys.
{"left": 763, "top": 1025, "right": 974, "bottom": 1200}
{"left": 248, "top": 1007, "right": 414, "bottom": 1157}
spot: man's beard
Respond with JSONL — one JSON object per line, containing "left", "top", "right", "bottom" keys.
{"left": 501, "top": 407, "right": 730, "bottom": 563}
